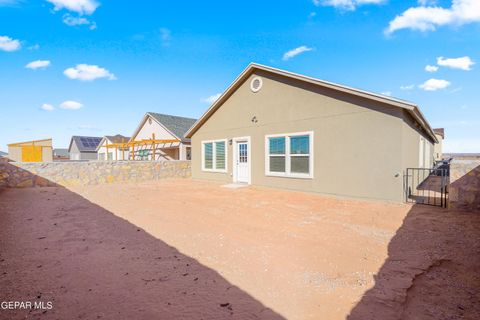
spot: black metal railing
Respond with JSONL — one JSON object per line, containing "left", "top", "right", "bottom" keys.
{"left": 405, "top": 167, "right": 449, "bottom": 208}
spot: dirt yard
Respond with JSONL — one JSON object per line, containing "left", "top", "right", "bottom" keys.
{"left": 1, "top": 179, "right": 479, "bottom": 320}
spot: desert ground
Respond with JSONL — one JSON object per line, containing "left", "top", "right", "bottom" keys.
{"left": 1, "top": 179, "right": 479, "bottom": 319}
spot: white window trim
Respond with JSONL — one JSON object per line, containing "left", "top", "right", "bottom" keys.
{"left": 232, "top": 136, "right": 252, "bottom": 185}
{"left": 265, "top": 131, "right": 314, "bottom": 179}
{"left": 201, "top": 139, "right": 228, "bottom": 173}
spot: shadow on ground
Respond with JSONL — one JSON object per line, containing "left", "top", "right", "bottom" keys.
{"left": 0, "top": 165, "right": 284, "bottom": 320}
{"left": 347, "top": 203, "right": 480, "bottom": 320}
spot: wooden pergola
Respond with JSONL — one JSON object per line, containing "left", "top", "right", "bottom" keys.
{"left": 105, "top": 134, "right": 180, "bottom": 161}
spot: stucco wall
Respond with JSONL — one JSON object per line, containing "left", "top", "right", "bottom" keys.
{"left": 191, "top": 71, "right": 438, "bottom": 202}
{"left": 433, "top": 133, "right": 443, "bottom": 160}
{"left": 401, "top": 111, "right": 435, "bottom": 170}
{"left": 449, "top": 160, "right": 480, "bottom": 210}
{"left": 191, "top": 70, "right": 422, "bottom": 202}
{"left": 0, "top": 160, "right": 191, "bottom": 188}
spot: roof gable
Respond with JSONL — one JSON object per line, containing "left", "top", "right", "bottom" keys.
{"left": 130, "top": 112, "right": 197, "bottom": 142}
{"left": 148, "top": 113, "right": 197, "bottom": 141}
{"left": 69, "top": 136, "right": 102, "bottom": 153}
{"left": 185, "top": 63, "right": 437, "bottom": 143}
{"left": 105, "top": 134, "right": 130, "bottom": 144}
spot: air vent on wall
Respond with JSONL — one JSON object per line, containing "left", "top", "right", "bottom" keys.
{"left": 250, "top": 77, "right": 263, "bottom": 93}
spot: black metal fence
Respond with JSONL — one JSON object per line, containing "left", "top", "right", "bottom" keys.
{"left": 405, "top": 168, "right": 449, "bottom": 208}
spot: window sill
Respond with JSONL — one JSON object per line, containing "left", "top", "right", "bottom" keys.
{"left": 265, "top": 172, "right": 313, "bottom": 179}
{"left": 202, "top": 169, "right": 228, "bottom": 173}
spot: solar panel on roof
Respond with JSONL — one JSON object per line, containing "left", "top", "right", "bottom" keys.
{"left": 79, "top": 137, "right": 101, "bottom": 148}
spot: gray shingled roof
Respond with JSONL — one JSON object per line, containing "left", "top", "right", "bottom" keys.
{"left": 147, "top": 112, "right": 197, "bottom": 141}
{"left": 105, "top": 134, "right": 131, "bottom": 144}
{"left": 71, "top": 136, "right": 103, "bottom": 152}
{"left": 0, "top": 151, "right": 7, "bottom": 157}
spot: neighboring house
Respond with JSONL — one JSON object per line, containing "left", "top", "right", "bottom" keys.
{"left": 97, "top": 135, "right": 131, "bottom": 161}
{"left": 7, "top": 139, "right": 53, "bottom": 162}
{"left": 185, "top": 63, "right": 438, "bottom": 202}
{"left": 53, "top": 148, "right": 69, "bottom": 161}
{"left": 433, "top": 128, "right": 445, "bottom": 161}
{"left": 0, "top": 151, "right": 7, "bottom": 158}
{"left": 68, "top": 136, "right": 102, "bottom": 161}
{"left": 129, "top": 112, "right": 196, "bottom": 160}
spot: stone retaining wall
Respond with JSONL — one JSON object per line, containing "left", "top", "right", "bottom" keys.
{"left": 449, "top": 160, "right": 480, "bottom": 211}
{"left": 0, "top": 160, "right": 191, "bottom": 188}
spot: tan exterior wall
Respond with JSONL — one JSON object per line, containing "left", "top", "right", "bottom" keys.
{"left": 192, "top": 71, "right": 421, "bottom": 202}
{"left": 42, "top": 147, "right": 53, "bottom": 162}
{"left": 401, "top": 111, "right": 435, "bottom": 170}
{"left": 433, "top": 133, "right": 443, "bottom": 160}
{"left": 7, "top": 146, "right": 22, "bottom": 162}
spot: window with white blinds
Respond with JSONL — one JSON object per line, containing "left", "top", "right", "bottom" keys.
{"left": 202, "top": 139, "right": 227, "bottom": 172}
{"left": 265, "top": 132, "right": 313, "bottom": 178}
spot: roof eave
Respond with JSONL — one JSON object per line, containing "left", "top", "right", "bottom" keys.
{"left": 186, "top": 63, "right": 437, "bottom": 142}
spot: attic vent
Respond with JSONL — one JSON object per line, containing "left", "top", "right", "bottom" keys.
{"left": 148, "top": 118, "right": 152, "bottom": 125}
{"left": 250, "top": 77, "right": 263, "bottom": 93}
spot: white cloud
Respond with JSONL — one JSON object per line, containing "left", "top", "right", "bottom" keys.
{"left": 282, "top": 46, "right": 313, "bottom": 61}
{"left": 28, "top": 44, "right": 40, "bottom": 50}
{"left": 202, "top": 93, "right": 221, "bottom": 104}
{"left": 315, "top": 0, "right": 385, "bottom": 11}
{"left": 60, "top": 100, "right": 83, "bottom": 110}
{"left": 25, "top": 60, "right": 51, "bottom": 70}
{"left": 64, "top": 64, "right": 116, "bottom": 81}
{"left": 40, "top": 103, "right": 54, "bottom": 111}
{"left": 437, "top": 56, "right": 474, "bottom": 70}
{"left": 46, "top": 0, "right": 99, "bottom": 15}
{"left": 449, "top": 87, "right": 462, "bottom": 93}
{"left": 386, "top": 0, "right": 480, "bottom": 34}
{"left": 0, "top": 35, "right": 21, "bottom": 52}
{"left": 381, "top": 91, "right": 392, "bottom": 96}
{"left": 419, "top": 78, "right": 451, "bottom": 91}
{"left": 63, "top": 13, "right": 92, "bottom": 26}
{"left": 400, "top": 84, "right": 415, "bottom": 90}
{"left": 425, "top": 64, "right": 439, "bottom": 72}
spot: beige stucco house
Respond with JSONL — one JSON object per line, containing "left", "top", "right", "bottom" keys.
{"left": 97, "top": 135, "right": 131, "bottom": 161}
{"left": 185, "top": 63, "right": 438, "bottom": 202}
{"left": 129, "top": 112, "right": 196, "bottom": 161}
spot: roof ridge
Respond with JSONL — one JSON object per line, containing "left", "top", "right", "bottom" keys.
{"left": 147, "top": 112, "right": 197, "bottom": 120}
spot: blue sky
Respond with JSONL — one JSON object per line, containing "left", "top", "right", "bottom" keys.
{"left": 0, "top": 0, "right": 479, "bottom": 152}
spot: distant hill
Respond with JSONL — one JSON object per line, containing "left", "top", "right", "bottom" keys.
{"left": 444, "top": 153, "right": 480, "bottom": 160}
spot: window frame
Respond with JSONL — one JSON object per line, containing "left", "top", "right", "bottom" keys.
{"left": 265, "top": 131, "right": 314, "bottom": 179}
{"left": 201, "top": 139, "right": 228, "bottom": 173}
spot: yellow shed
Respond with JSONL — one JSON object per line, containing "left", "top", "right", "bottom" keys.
{"left": 7, "top": 139, "right": 53, "bottom": 163}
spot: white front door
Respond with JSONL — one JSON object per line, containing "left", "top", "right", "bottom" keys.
{"left": 235, "top": 140, "right": 249, "bottom": 183}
